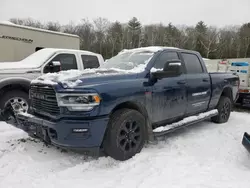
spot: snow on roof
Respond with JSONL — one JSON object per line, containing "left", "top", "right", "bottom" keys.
{"left": 0, "top": 21, "right": 79, "bottom": 38}
{"left": 0, "top": 48, "right": 58, "bottom": 70}
{"left": 119, "top": 46, "right": 179, "bottom": 54}
{"left": 42, "top": 48, "right": 100, "bottom": 56}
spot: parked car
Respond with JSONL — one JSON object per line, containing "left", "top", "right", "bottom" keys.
{"left": 0, "top": 48, "right": 104, "bottom": 122}
{"left": 10, "top": 46, "right": 239, "bottom": 161}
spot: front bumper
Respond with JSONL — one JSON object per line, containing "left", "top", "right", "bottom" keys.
{"left": 242, "top": 132, "right": 250, "bottom": 153}
{"left": 15, "top": 112, "right": 109, "bottom": 151}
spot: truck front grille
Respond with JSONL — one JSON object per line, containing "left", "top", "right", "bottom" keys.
{"left": 30, "top": 85, "right": 60, "bottom": 116}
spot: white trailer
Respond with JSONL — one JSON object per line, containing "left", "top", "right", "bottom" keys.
{"left": 0, "top": 21, "right": 80, "bottom": 62}
{"left": 205, "top": 58, "right": 250, "bottom": 105}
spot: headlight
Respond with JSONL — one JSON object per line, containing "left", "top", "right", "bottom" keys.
{"left": 56, "top": 93, "right": 101, "bottom": 111}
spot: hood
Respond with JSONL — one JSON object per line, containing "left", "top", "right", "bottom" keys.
{"left": 0, "top": 68, "right": 40, "bottom": 74}
{"left": 0, "top": 61, "right": 39, "bottom": 71}
{"left": 31, "top": 68, "right": 140, "bottom": 88}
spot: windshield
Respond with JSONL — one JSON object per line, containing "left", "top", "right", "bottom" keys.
{"left": 100, "top": 50, "right": 154, "bottom": 70}
{"left": 19, "top": 49, "right": 55, "bottom": 68}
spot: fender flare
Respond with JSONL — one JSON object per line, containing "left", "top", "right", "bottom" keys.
{"left": 0, "top": 77, "right": 31, "bottom": 93}
{"left": 221, "top": 86, "right": 233, "bottom": 100}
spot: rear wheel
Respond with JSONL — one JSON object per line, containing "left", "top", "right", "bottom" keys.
{"left": 103, "top": 109, "right": 146, "bottom": 161}
{"left": 211, "top": 96, "right": 232, "bottom": 123}
{"left": 0, "top": 90, "right": 29, "bottom": 124}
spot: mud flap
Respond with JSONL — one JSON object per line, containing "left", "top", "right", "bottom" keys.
{"left": 242, "top": 132, "right": 250, "bottom": 153}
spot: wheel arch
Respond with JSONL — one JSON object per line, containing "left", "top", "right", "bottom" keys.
{"left": 0, "top": 78, "right": 31, "bottom": 96}
{"left": 220, "top": 86, "right": 233, "bottom": 104}
{"left": 109, "top": 101, "right": 154, "bottom": 141}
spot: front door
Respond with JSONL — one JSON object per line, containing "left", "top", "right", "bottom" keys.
{"left": 150, "top": 51, "right": 188, "bottom": 124}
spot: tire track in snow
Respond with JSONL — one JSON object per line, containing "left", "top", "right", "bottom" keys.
{"left": 1, "top": 112, "right": 250, "bottom": 188}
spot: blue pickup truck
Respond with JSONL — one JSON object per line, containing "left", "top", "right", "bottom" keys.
{"left": 8, "top": 46, "right": 239, "bottom": 161}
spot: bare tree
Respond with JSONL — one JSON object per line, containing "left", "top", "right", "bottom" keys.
{"left": 62, "top": 21, "right": 78, "bottom": 35}
{"left": 46, "top": 21, "right": 61, "bottom": 31}
{"left": 199, "top": 27, "right": 219, "bottom": 58}
{"left": 108, "top": 21, "right": 123, "bottom": 56}
{"left": 93, "top": 17, "right": 110, "bottom": 54}
{"left": 10, "top": 18, "right": 45, "bottom": 28}
{"left": 239, "top": 23, "right": 250, "bottom": 57}
{"left": 75, "top": 19, "right": 95, "bottom": 51}
{"left": 8, "top": 17, "right": 250, "bottom": 59}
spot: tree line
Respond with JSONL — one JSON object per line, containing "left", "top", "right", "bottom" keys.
{"left": 9, "top": 17, "right": 250, "bottom": 60}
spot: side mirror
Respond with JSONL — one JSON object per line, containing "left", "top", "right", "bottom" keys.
{"left": 151, "top": 59, "right": 182, "bottom": 79}
{"left": 44, "top": 61, "right": 61, "bottom": 73}
{"left": 51, "top": 61, "right": 61, "bottom": 72}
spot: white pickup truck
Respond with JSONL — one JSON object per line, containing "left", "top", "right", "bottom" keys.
{"left": 0, "top": 48, "right": 104, "bottom": 122}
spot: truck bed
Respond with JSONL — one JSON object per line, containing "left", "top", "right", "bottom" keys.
{"left": 208, "top": 72, "right": 239, "bottom": 109}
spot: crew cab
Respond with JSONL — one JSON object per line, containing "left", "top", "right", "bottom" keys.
{"left": 11, "top": 46, "right": 239, "bottom": 161}
{"left": 0, "top": 48, "right": 104, "bottom": 122}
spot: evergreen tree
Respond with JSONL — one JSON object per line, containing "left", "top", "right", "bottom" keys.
{"left": 195, "top": 21, "right": 207, "bottom": 57}
{"left": 128, "top": 17, "right": 142, "bottom": 48}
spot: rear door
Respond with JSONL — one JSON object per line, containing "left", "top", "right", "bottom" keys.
{"left": 181, "top": 52, "right": 211, "bottom": 115}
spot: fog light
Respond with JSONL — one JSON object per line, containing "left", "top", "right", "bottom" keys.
{"left": 72, "top": 128, "right": 88, "bottom": 133}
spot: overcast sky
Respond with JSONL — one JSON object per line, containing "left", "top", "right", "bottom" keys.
{"left": 1, "top": 0, "right": 250, "bottom": 27}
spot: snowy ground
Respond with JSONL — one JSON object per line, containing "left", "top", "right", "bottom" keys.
{"left": 1, "top": 111, "right": 250, "bottom": 188}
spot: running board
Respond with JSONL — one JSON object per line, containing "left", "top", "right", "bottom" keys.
{"left": 153, "top": 109, "right": 218, "bottom": 137}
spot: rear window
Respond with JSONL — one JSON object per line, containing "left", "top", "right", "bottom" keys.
{"left": 181, "top": 53, "right": 203, "bottom": 74}
{"left": 81, "top": 55, "right": 99, "bottom": 69}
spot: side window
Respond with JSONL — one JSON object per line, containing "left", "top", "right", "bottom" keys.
{"left": 181, "top": 53, "right": 203, "bottom": 74}
{"left": 81, "top": 55, "right": 100, "bottom": 69}
{"left": 153, "top": 52, "right": 180, "bottom": 69}
{"left": 44, "top": 53, "right": 77, "bottom": 73}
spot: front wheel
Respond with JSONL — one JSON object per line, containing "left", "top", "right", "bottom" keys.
{"left": 211, "top": 96, "right": 232, "bottom": 123}
{"left": 0, "top": 90, "right": 29, "bottom": 124}
{"left": 103, "top": 109, "right": 146, "bottom": 161}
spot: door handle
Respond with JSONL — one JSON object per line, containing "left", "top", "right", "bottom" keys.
{"left": 177, "top": 80, "right": 186, "bottom": 85}
{"left": 203, "top": 78, "right": 209, "bottom": 82}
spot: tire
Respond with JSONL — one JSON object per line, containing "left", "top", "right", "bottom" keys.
{"left": 0, "top": 90, "right": 29, "bottom": 123}
{"left": 211, "top": 96, "right": 232, "bottom": 123}
{"left": 103, "top": 109, "right": 146, "bottom": 161}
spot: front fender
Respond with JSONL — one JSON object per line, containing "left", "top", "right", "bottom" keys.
{"left": 0, "top": 77, "right": 31, "bottom": 91}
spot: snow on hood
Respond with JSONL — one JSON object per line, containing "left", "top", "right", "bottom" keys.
{"left": 0, "top": 68, "right": 39, "bottom": 74}
{"left": 0, "top": 48, "right": 61, "bottom": 70}
{"left": 0, "top": 61, "right": 40, "bottom": 70}
{"left": 31, "top": 65, "right": 147, "bottom": 88}
{"left": 0, "top": 20, "right": 15, "bottom": 25}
